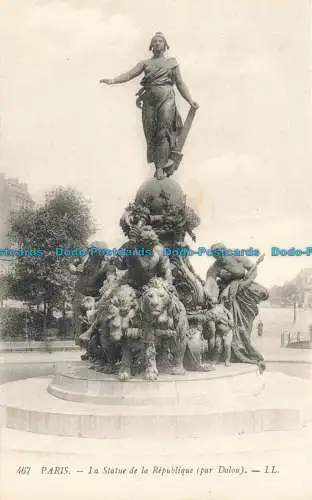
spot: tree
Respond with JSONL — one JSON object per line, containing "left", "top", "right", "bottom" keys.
{"left": 281, "top": 283, "right": 300, "bottom": 305}
{"left": 269, "top": 282, "right": 300, "bottom": 307}
{"left": 6, "top": 187, "right": 95, "bottom": 331}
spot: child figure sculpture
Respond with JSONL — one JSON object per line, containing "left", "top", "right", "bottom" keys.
{"left": 205, "top": 298, "right": 234, "bottom": 367}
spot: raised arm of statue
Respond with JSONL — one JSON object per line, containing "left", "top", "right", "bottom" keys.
{"left": 241, "top": 267, "right": 257, "bottom": 288}
{"left": 235, "top": 256, "right": 257, "bottom": 287}
{"left": 100, "top": 61, "right": 145, "bottom": 85}
{"left": 173, "top": 66, "right": 199, "bottom": 109}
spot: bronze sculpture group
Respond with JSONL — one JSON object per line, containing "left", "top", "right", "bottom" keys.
{"left": 73, "top": 32, "right": 269, "bottom": 381}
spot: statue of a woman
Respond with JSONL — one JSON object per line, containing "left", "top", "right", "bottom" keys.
{"left": 100, "top": 32, "right": 199, "bottom": 180}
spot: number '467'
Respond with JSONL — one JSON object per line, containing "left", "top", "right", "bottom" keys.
{"left": 16, "top": 466, "right": 31, "bottom": 475}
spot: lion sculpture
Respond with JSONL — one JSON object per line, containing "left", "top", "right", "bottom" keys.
{"left": 81, "top": 283, "right": 143, "bottom": 379}
{"left": 102, "top": 283, "right": 144, "bottom": 380}
{"left": 79, "top": 277, "right": 205, "bottom": 381}
{"left": 141, "top": 277, "right": 188, "bottom": 381}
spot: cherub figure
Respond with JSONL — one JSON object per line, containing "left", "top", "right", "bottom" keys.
{"left": 205, "top": 297, "right": 234, "bottom": 367}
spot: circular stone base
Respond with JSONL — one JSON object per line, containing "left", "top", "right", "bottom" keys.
{"left": 0, "top": 365, "right": 308, "bottom": 439}
{"left": 47, "top": 364, "right": 260, "bottom": 406}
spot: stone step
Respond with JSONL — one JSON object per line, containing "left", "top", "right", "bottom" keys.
{"left": 1, "top": 373, "right": 309, "bottom": 438}
{"left": 48, "top": 364, "right": 262, "bottom": 405}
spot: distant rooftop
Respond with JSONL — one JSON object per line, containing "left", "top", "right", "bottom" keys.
{"left": 292, "top": 268, "right": 312, "bottom": 288}
{"left": 0, "top": 173, "right": 34, "bottom": 205}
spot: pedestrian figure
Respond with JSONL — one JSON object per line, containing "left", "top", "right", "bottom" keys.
{"left": 257, "top": 320, "right": 263, "bottom": 337}
{"left": 309, "top": 324, "right": 312, "bottom": 344}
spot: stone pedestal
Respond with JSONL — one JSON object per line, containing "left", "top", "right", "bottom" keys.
{"left": 0, "top": 364, "right": 304, "bottom": 439}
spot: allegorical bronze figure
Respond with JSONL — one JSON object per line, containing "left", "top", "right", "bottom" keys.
{"left": 100, "top": 32, "right": 199, "bottom": 180}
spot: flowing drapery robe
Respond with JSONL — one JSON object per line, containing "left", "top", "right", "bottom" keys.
{"left": 206, "top": 256, "right": 269, "bottom": 364}
{"left": 138, "top": 58, "right": 183, "bottom": 165}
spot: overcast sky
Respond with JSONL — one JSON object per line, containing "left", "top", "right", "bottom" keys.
{"left": 0, "top": 0, "right": 311, "bottom": 287}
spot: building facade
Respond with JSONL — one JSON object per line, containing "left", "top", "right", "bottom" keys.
{"left": 0, "top": 173, "right": 35, "bottom": 273}
{"left": 293, "top": 268, "right": 312, "bottom": 309}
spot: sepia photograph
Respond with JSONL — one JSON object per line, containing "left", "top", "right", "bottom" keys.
{"left": 0, "top": 1, "right": 311, "bottom": 499}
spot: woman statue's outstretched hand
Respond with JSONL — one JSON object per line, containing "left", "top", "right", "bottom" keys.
{"left": 100, "top": 78, "right": 113, "bottom": 85}
{"left": 136, "top": 96, "right": 143, "bottom": 109}
{"left": 190, "top": 101, "right": 199, "bottom": 109}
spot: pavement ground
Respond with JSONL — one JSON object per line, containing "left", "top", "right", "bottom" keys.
{"left": 1, "top": 306, "right": 311, "bottom": 500}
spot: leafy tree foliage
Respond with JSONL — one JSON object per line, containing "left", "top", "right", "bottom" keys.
{"left": 269, "top": 282, "right": 301, "bottom": 306}
{"left": 6, "top": 187, "right": 95, "bottom": 326}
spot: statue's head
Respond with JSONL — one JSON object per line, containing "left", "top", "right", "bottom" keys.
{"left": 87, "top": 240, "right": 109, "bottom": 262}
{"left": 149, "top": 32, "right": 169, "bottom": 54}
{"left": 110, "top": 285, "right": 138, "bottom": 318}
{"left": 136, "top": 225, "right": 159, "bottom": 247}
{"left": 80, "top": 296, "right": 95, "bottom": 316}
{"left": 104, "top": 285, "right": 139, "bottom": 341}
{"left": 210, "top": 242, "right": 227, "bottom": 260}
{"left": 141, "top": 278, "right": 173, "bottom": 319}
{"left": 141, "top": 279, "right": 185, "bottom": 337}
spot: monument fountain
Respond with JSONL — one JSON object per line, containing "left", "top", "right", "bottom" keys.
{"left": 0, "top": 32, "right": 305, "bottom": 439}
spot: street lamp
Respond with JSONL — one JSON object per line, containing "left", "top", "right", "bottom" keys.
{"left": 293, "top": 296, "right": 297, "bottom": 324}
